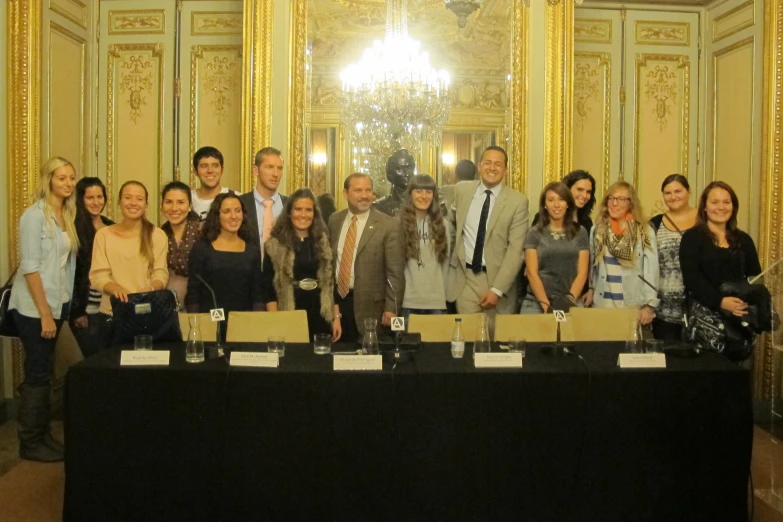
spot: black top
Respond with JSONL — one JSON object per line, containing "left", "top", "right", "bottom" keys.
{"left": 679, "top": 227, "right": 761, "bottom": 309}
{"left": 72, "top": 215, "right": 114, "bottom": 318}
{"left": 262, "top": 236, "right": 331, "bottom": 335}
{"left": 185, "top": 239, "right": 264, "bottom": 314}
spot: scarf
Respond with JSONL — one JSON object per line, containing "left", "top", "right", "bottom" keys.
{"left": 162, "top": 215, "right": 201, "bottom": 277}
{"left": 594, "top": 214, "right": 645, "bottom": 268}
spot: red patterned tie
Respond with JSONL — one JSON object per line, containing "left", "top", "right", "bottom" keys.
{"left": 337, "top": 216, "right": 358, "bottom": 298}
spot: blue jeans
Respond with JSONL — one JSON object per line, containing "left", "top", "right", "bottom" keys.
{"left": 402, "top": 308, "right": 446, "bottom": 323}
{"left": 12, "top": 302, "right": 70, "bottom": 387}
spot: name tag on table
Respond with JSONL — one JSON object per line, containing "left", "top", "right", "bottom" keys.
{"left": 120, "top": 351, "right": 170, "bottom": 366}
{"left": 334, "top": 355, "right": 382, "bottom": 371}
{"left": 617, "top": 353, "right": 666, "bottom": 368}
{"left": 230, "top": 352, "right": 279, "bottom": 368}
{"left": 474, "top": 353, "right": 524, "bottom": 368}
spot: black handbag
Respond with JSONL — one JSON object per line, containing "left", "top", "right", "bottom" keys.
{"left": 685, "top": 298, "right": 754, "bottom": 362}
{"left": 0, "top": 270, "right": 19, "bottom": 338}
{"left": 110, "top": 289, "right": 181, "bottom": 345}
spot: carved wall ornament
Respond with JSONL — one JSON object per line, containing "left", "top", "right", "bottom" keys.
{"left": 109, "top": 10, "right": 166, "bottom": 35}
{"left": 635, "top": 21, "right": 690, "bottom": 46}
{"left": 574, "top": 62, "right": 600, "bottom": 131}
{"left": 574, "top": 19, "right": 611, "bottom": 44}
{"left": 192, "top": 12, "right": 243, "bottom": 35}
{"left": 204, "top": 56, "right": 238, "bottom": 125}
{"left": 644, "top": 65, "right": 678, "bottom": 132}
{"left": 119, "top": 55, "right": 154, "bottom": 124}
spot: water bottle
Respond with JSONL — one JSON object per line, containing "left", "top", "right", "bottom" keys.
{"left": 451, "top": 318, "right": 465, "bottom": 358}
{"left": 186, "top": 315, "right": 205, "bottom": 363}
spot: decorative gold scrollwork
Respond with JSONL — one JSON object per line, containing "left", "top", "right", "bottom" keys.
{"left": 204, "top": 56, "right": 237, "bottom": 125}
{"left": 644, "top": 65, "right": 678, "bottom": 132}
{"left": 119, "top": 55, "right": 153, "bottom": 124}
{"left": 574, "top": 62, "right": 600, "bottom": 130}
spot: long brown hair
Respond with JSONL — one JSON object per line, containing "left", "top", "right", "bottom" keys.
{"left": 270, "top": 188, "right": 329, "bottom": 250}
{"left": 696, "top": 180, "right": 742, "bottom": 250}
{"left": 536, "top": 182, "right": 580, "bottom": 239}
{"left": 118, "top": 181, "right": 155, "bottom": 270}
{"left": 399, "top": 175, "right": 447, "bottom": 263}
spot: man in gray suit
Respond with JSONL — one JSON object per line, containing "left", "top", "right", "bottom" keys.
{"left": 329, "top": 173, "right": 405, "bottom": 342}
{"left": 239, "top": 147, "right": 288, "bottom": 257}
{"left": 448, "top": 146, "right": 528, "bottom": 315}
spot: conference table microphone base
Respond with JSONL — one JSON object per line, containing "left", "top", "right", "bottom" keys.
{"left": 539, "top": 343, "right": 576, "bottom": 356}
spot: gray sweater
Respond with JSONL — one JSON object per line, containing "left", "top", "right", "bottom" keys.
{"left": 402, "top": 218, "right": 451, "bottom": 310}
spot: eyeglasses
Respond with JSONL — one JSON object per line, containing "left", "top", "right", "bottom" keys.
{"left": 607, "top": 196, "right": 630, "bottom": 204}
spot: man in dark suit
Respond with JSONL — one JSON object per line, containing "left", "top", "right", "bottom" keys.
{"left": 329, "top": 173, "right": 406, "bottom": 343}
{"left": 239, "top": 147, "right": 288, "bottom": 257}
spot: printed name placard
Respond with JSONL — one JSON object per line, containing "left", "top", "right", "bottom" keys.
{"left": 617, "top": 353, "right": 666, "bottom": 368}
{"left": 120, "top": 351, "right": 170, "bottom": 366}
{"left": 334, "top": 355, "right": 382, "bottom": 371}
{"left": 230, "top": 352, "right": 279, "bottom": 368}
{"left": 474, "top": 353, "right": 524, "bottom": 368}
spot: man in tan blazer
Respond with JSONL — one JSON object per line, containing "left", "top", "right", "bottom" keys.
{"left": 329, "top": 173, "right": 406, "bottom": 342}
{"left": 448, "top": 146, "right": 529, "bottom": 315}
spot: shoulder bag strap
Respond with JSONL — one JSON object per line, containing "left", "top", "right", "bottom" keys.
{"left": 663, "top": 213, "right": 684, "bottom": 235}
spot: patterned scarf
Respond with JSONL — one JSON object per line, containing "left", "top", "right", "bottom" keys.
{"left": 594, "top": 214, "right": 645, "bottom": 268}
{"left": 162, "top": 215, "right": 201, "bottom": 277}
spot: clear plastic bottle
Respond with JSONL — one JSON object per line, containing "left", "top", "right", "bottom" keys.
{"left": 186, "top": 315, "right": 205, "bottom": 363}
{"left": 451, "top": 318, "right": 465, "bottom": 358}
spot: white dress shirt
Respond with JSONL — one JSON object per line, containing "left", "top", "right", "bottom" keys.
{"left": 463, "top": 182, "right": 503, "bottom": 266}
{"left": 335, "top": 210, "right": 371, "bottom": 289}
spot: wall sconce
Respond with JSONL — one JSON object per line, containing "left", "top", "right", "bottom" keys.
{"left": 441, "top": 152, "right": 455, "bottom": 166}
{"left": 310, "top": 152, "right": 328, "bottom": 166}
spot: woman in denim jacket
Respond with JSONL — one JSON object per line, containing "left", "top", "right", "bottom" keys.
{"left": 9, "top": 157, "right": 79, "bottom": 462}
{"left": 584, "top": 181, "right": 659, "bottom": 327}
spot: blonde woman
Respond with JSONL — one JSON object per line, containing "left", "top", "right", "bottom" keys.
{"left": 90, "top": 181, "right": 169, "bottom": 343}
{"left": 585, "top": 181, "right": 659, "bottom": 326}
{"left": 9, "top": 157, "right": 79, "bottom": 462}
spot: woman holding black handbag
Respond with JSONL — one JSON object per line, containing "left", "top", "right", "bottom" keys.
{"left": 9, "top": 157, "right": 79, "bottom": 462}
{"left": 680, "top": 181, "right": 761, "bottom": 359}
{"left": 90, "top": 181, "right": 169, "bottom": 344}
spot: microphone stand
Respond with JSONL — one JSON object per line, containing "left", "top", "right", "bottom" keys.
{"left": 196, "top": 274, "right": 227, "bottom": 358}
{"left": 387, "top": 279, "right": 403, "bottom": 358}
{"left": 520, "top": 295, "right": 575, "bottom": 356}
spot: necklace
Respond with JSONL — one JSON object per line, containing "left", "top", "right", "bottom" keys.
{"left": 549, "top": 229, "right": 566, "bottom": 240}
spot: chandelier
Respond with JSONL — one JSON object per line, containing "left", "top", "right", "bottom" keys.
{"left": 340, "top": 0, "right": 451, "bottom": 183}
{"left": 444, "top": 0, "right": 481, "bottom": 29}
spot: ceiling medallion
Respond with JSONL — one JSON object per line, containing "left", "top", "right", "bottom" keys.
{"left": 444, "top": 0, "right": 482, "bottom": 28}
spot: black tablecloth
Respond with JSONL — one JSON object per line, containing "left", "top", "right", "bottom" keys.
{"left": 64, "top": 342, "right": 752, "bottom": 522}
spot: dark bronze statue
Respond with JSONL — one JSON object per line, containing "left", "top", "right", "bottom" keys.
{"left": 373, "top": 149, "right": 416, "bottom": 217}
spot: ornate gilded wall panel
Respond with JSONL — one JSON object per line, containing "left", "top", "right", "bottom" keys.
{"left": 106, "top": 44, "right": 165, "bottom": 222}
{"left": 188, "top": 45, "right": 243, "bottom": 189}
{"left": 108, "top": 9, "right": 166, "bottom": 35}
{"left": 49, "top": 0, "right": 88, "bottom": 30}
{"left": 713, "top": 0, "right": 754, "bottom": 43}
{"left": 712, "top": 37, "right": 755, "bottom": 231}
{"left": 634, "top": 21, "right": 690, "bottom": 47}
{"left": 544, "top": 0, "right": 574, "bottom": 185}
{"left": 288, "top": 0, "right": 308, "bottom": 194}
{"left": 191, "top": 11, "right": 243, "bottom": 36}
{"left": 509, "top": 0, "right": 529, "bottom": 193}
{"left": 574, "top": 19, "right": 612, "bottom": 44}
{"left": 47, "top": 22, "right": 87, "bottom": 175}
{"left": 573, "top": 52, "right": 612, "bottom": 195}
{"left": 633, "top": 54, "right": 690, "bottom": 217}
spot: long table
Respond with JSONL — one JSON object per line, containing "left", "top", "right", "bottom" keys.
{"left": 63, "top": 342, "right": 752, "bottom": 522}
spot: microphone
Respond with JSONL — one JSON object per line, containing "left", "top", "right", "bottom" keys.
{"left": 386, "top": 278, "right": 399, "bottom": 318}
{"left": 195, "top": 273, "right": 226, "bottom": 355}
{"left": 520, "top": 294, "right": 575, "bottom": 356}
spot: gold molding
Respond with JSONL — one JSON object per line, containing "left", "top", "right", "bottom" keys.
{"left": 9, "top": 0, "right": 42, "bottom": 391}
{"left": 190, "top": 45, "right": 243, "bottom": 188}
{"left": 509, "top": 0, "right": 529, "bottom": 193}
{"left": 713, "top": 0, "right": 755, "bottom": 44}
{"left": 632, "top": 53, "right": 690, "bottom": 190}
{"left": 287, "top": 0, "right": 307, "bottom": 195}
{"left": 108, "top": 9, "right": 166, "bottom": 35}
{"left": 544, "top": 0, "right": 574, "bottom": 185}
{"left": 49, "top": 0, "right": 88, "bottom": 30}
{"left": 574, "top": 18, "right": 612, "bottom": 44}
{"left": 241, "top": 0, "right": 272, "bottom": 192}
{"left": 48, "top": 21, "right": 87, "bottom": 176}
{"left": 106, "top": 44, "right": 165, "bottom": 220}
{"left": 756, "top": 0, "right": 783, "bottom": 400}
{"left": 574, "top": 51, "right": 612, "bottom": 195}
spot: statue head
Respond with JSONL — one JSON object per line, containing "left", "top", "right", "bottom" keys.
{"left": 385, "top": 149, "right": 416, "bottom": 191}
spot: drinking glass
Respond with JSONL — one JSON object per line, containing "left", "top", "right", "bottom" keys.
{"left": 313, "top": 333, "right": 331, "bottom": 355}
{"left": 645, "top": 339, "right": 664, "bottom": 353}
{"left": 508, "top": 336, "right": 526, "bottom": 357}
{"left": 134, "top": 334, "right": 153, "bottom": 351}
{"left": 268, "top": 336, "right": 285, "bottom": 357}
{"left": 362, "top": 318, "right": 379, "bottom": 355}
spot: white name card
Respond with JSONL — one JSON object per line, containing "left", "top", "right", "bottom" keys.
{"left": 474, "top": 353, "right": 524, "bottom": 368}
{"left": 333, "top": 355, "right": 382, "bottom": 371}
{"left": 230, "top": 352, "right": 279, "bottom": 368}
{"left": 120, "top": 351, "right": 170, "bottom": 366}
{"left": 617, "top": 353, "right": 666, "bottom": 369}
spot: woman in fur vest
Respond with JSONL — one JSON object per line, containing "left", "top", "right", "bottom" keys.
{"left": 262, "top": 188, "right": 342, "bottom": 340}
